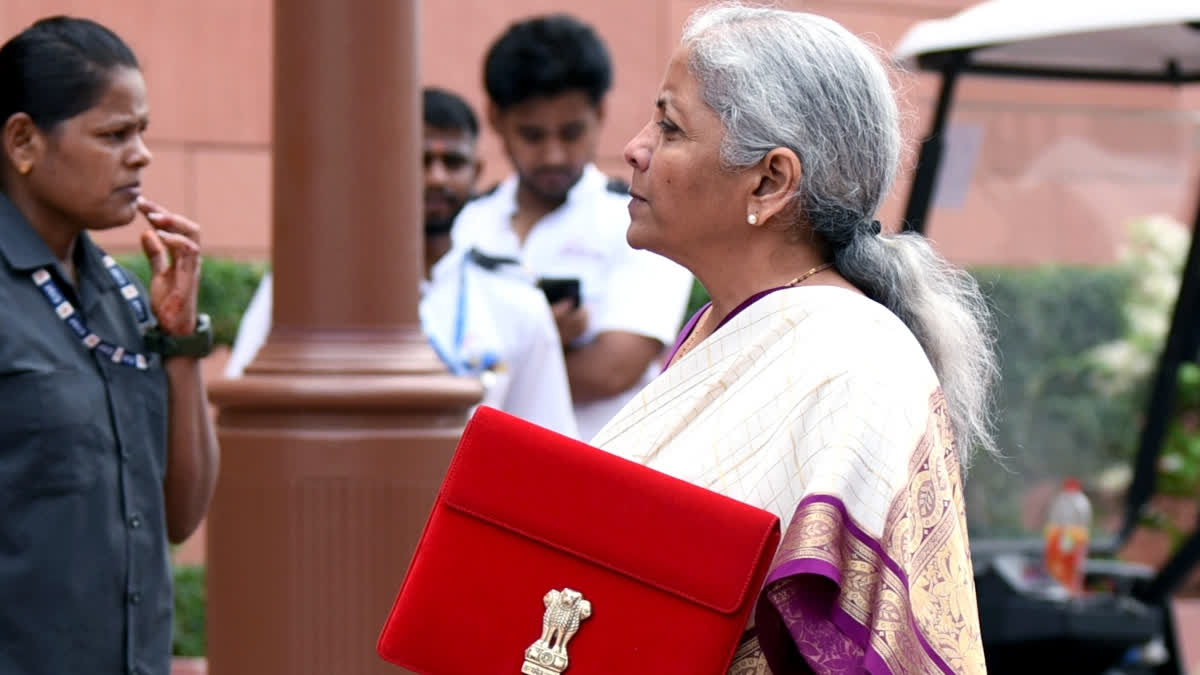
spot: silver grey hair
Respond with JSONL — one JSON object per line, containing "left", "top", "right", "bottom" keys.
{"left": 682, "top": 3, "right": 999, "bottom": 469}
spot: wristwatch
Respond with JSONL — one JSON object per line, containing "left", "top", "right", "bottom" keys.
{"left": 144, "top": 313, "right": 214, "bottom": 359}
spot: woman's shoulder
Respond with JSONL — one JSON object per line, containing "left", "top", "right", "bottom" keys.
{"left": 773, "top": 285, "right": 937, "bottom": 387}
{"left": 772, "top": 284, "right": 911, "bottom": 336}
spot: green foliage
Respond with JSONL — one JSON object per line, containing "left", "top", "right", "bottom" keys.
{"left": 685, "top": 264, "right": 1134, "bottom": 536}
{"left": 114, "top": 255, "right": 267, "bottom": 346}
{"left": 172, "top": 564, "right": 206, "bottom": 657}
{"left": 685, "top": 277, "right": 710, "bottom": 321}
{"left": 1158, "top": 365, "right": 1200, "bottom": 498}
{"left": 1079, "top": 217, "right": 1199, "bottom": 539}
{"left": 967, "top": 265, "right": 1133, "bottom": 535}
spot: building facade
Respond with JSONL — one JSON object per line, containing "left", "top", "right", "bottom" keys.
{"left": 1, "top": 0, "right": 1196, "bottom": 264}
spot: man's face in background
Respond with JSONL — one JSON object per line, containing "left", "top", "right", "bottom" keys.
{"left": 424, "top": 124, "right": 481, "bottom": 275}
{"left": 489, "top": 91, "right": 603, "bottom": 206}
{"left": 424, "top": 124, "right": 480, "bottom": 230}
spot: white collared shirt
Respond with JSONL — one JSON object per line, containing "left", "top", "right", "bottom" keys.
{"left": 224, "top": 268, "right": 580, "bottom": 439}
{"left": 421, "top": 248, "right": 578, "bottom": 438}
{"left": 443, "top": 164, "right": 695, "bottom": 441}
{"left": 223, "top": 275, "right": 272, "bottom": 380}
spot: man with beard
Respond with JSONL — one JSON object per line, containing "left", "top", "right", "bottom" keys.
{"left": 445, "top": 14, "right": 694, "bottom": 441}
{"left": 421, "top": 88, "right": 481, "bottom": 278}
{"left": 226, "top": 88, "right": 577, "bottom": 437}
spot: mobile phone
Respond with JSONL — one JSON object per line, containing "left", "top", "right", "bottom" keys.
{"left": 537, "top": 277, "right": 581, "bottom": 310}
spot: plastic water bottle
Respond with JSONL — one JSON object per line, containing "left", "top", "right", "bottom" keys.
{"left": 1043, "top": 477, "right": 1092, "bottom": 594}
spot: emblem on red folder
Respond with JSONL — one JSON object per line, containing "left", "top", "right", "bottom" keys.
{"left": 521, "top": 588, "right": 592, "bottom": 674}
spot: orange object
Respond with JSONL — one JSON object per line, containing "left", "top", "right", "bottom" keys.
{"left": 1043, "top": 478, "right": 1091, "bottom": 593}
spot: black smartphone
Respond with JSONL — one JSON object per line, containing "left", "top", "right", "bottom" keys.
{"left": 537, "top": 277, "right": 581, "bottom": 310}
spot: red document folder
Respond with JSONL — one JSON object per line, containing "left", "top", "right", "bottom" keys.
{"left": 377, "top": 406, "right": 781, "bottom": 675}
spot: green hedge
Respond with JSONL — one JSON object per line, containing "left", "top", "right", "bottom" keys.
{"left": 968, "top": 265, "right": 1133, "bottom": 535}
{"left": 173, "top": 564, "right": 206, "bottom": 657}
{"left": 688, "top": 265, "right": 1134, "bottom": 535}
{"left": 114, "top": 255, "right": 267, "bottom": 347}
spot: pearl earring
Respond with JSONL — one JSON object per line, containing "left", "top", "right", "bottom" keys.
{"left": 747, "top": 213, "right": 758, "bottom": 225}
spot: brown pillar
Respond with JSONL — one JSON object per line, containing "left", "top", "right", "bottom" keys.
{"left": 206, "top": 1, "right": 480, "bottom": 673}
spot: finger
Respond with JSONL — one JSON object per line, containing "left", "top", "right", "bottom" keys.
{"left": 551, "top": 298, "right": 576, "bottom": 316}
{"left": 138, "top": 197, "right": 201, "bottom": 242}
{"left": 155, "top": 232, "right": 202, "bottom": 303}
{"left": 155, "top": 230, "right": 202, "bottom": 261}
{"left": 140, "top": 229, "right": 170, "bottom": 276}
{"left": 146, "top": 211, "right": 202, "bottom": 243}
{"left": 135, "top": 196, "right": 169, "bottom": 225}
{"left": 155, "top": 231, "right": 202, "bottom": 281}
{"left": 135, "top": 195, "right": 161, "bottom": 213}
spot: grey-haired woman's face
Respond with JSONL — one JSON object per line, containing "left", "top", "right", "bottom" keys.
{"left": 622, "top": 48, "right": 749, "bottom": 269}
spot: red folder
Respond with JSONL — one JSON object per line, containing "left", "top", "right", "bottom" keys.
{"left": 377, "top": 406, "right": 781, "bottom": 675}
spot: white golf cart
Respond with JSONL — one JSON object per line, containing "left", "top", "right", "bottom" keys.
{"left": 894, "top": 3, "right": 1200, "bottom": 673}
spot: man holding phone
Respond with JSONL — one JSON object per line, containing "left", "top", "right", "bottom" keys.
{"left": 445, "top": 14, "right": 694, "bottom": 440}
{"left": 227, "top": 88, "right": 578, "bottom": 437}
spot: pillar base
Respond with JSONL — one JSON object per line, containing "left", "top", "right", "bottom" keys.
{"left": 245, "top": 330, "right": 448, "bottom": 376}
{"left": 207, "top": 369, "right": 480, "bottom": 675}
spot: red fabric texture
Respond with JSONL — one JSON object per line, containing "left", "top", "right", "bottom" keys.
{"left": 377, "top": 406, "right": 781, "bottom": 674}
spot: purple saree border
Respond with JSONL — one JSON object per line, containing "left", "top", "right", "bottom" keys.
{"left": 662, "top": 302, "right": 708, "bottom": 372}
{"left": 765, "top": 493, "right": 957, "bottom": 675}
{"left": 662, "top": 284, "right": 797, "bottom": 373}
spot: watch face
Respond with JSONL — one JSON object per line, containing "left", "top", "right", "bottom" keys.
{"left": 153, "top": 314, "right": 214, "bottom": 358}
{"left": 184, "top": 313, "right": 215, "bottom": 357}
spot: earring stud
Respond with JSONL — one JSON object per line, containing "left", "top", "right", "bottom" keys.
{"left": 747, "top": 213, "right": 758, "bottom": 225}
{"left": 17, "top": 164, "right": 30, "bottom": 175}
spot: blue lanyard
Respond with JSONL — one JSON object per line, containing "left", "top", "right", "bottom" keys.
{"left": 427, "top": 254, "right": 500, "bottom": 376}
{"left": 31, "top": 254, "right": 154, "bottom": 370}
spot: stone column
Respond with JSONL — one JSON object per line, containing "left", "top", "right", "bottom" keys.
{"left": 206, "top": 1, "right": 480, "bottom": 673}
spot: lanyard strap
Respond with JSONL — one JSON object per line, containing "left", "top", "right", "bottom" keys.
{"left": 30, "top": 255, "right": 153, "bottom": 370}
{"left": 427, "top": 253, "right": 501, "bottom": 376}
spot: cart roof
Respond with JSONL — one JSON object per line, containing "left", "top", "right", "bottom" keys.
{"left": 893, "top": 1, "right": 1200, "bottom": 83}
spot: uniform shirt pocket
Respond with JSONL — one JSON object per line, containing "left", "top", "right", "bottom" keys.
{"left": 0, "top": 370, "right": 104, "bottom": 500}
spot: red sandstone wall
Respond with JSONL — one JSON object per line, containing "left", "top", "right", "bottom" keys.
{"left": 1, "top": 0, "right": 1196, "bottom": 265}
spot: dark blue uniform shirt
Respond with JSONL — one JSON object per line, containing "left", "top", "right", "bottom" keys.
{"left": 0, "top": 193, "right": 172, "bottom": 675}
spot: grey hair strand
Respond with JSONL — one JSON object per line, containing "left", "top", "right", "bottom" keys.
{"left": 682, "top": 3, "right": 999, "bottom": 469}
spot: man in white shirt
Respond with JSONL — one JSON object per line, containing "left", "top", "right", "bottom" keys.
{"left": 445, "top": 14, "right": 694, "bottom": 440}
{"left": 226, "top": 88, "right": 578, "bottom": 438}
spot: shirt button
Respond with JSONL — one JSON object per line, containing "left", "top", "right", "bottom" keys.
{"left": 129, "top": 591, "right": 142, "bottom": 605}
{"left": 129, "top": 514, "right": 141, "bottom": 529}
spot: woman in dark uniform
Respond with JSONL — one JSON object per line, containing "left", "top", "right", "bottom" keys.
{"left": 0, "top": 16, "right": 219, "bottom": 675}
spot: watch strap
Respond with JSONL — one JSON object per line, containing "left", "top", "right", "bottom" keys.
{"left": 144, "top": 313, "right": 214, "bottom": 359}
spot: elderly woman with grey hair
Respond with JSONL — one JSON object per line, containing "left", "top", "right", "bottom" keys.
{"left": 591, "top": 3, "right": 995, "bottom": 673}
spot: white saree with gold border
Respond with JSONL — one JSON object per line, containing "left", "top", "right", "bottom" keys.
{"left": 592, "top": 286, "right": 987, "bottom": 675}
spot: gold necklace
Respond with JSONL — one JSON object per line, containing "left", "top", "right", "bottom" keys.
{"left": 672, "top": 306, "right": 712, "bottom": 365}
{"left": 671, "top": 261, "right": 834, "bottom": 365}
{"left": 783, "top": 262, "right": 834, "bottom": 288}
